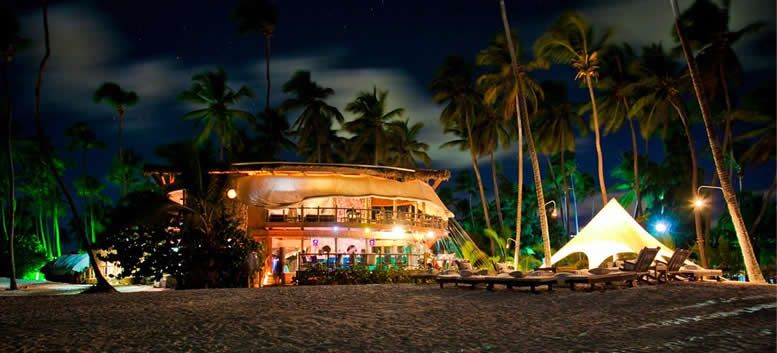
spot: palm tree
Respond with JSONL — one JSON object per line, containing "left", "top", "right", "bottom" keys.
{"left": 93, "top": 82, "right": 138, "bottom": 157}
{"left": 32, "top": 1, "right": 115, "bottom": 291}
{"left": 675, "top": 0, "right": 765, "bottom": 179}
{"left": 533, "top": 80, "right": 583, "bottom": 237}
{"left": 281, "top": 71, "right": 344, "bottom": 163}
{"left": 1, "top": 6, "right": 25, "bottom": 290}
{"left": 344, "top": 87, "right": 404, "bottom": 165}
{"left": 534, "top": 11, "right": 612, "bottom": 207}
{"left": 255, "top": 107, "right": 295, "bottom": 160}
{"left": 628, "top": 43, "right": 707, "bottom": 267}
{"left": 385, "top": 119, "right": 431, "bottom": 168}
{"left": 233, "top": 0, "right": 278, "bottom": 111}
{"left": 178, "top": 68, "right": 254, "bottom": 161}
{"left": 581, "top": 44, "right": 643, "bottom": 216}
{"left": 473, "top": 106, "right": 510, "bottom": 230}
{"left": 499, "top": 0, "right": 552, "bottom": 266}
{"left": 431, "top": 56, "right": 494, "bottom": 253}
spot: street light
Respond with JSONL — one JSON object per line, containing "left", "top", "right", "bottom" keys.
{"left": 693, "top": 185, "right": 723, "bottom": 209}
{"left": 545, "top": 200, "right": 558, "bottom": 218}
{"left": 505, "top": 238, "right": 517, "bottom": 249}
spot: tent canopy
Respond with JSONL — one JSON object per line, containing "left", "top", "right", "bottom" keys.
{"left": 550, "top": 199, "right": 675, "bottom": 269}
{"left": 236, "top": 174, "right": 454, "bottom": 218}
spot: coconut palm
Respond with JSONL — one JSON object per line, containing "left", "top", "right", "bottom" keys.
{"left": 534, "top": 11, "right": 612, "bottom": 207}
{"left": 255, "top": 107, "right": 295, "bottom": 160}
{"left": 233, "top": 0, "right": 278, "bottom": 111}
{"left": 280, "top": 71, "right": 344, "bottom": 163}
{"left": 473, "top": 106, "right": 511, "bottom": 230}
{"left": 0, "top": 6, "right": 26, "bottom": 290}
{"left": 93, "top": 82, "right": 138, "bottom": 157}
{"left": 581, "top": 44, "right": 643, "bottom": 216}
{"left": 344, "top": 87, "right": 404, "bottom": 165}
{"left": 431, "top": 56, "right": 494, "bottom": 250}
{"left": 533, "top": 80, "right": 584, "bottom": 237}
{"left": 628, "top": 43, "right": 706, "bottom": 267}
{"left": 385, "top": 119, "right": 431, "bottom": 168}
{"left": 178, "top": 68, "right": 254, "bottom": 161}
{"left": 499, "top": 0, "right": 552, "bottom": 266}
{"left": 32, "top": 2, "right": 115, "bottom": 291}
{"left": 675, "top": 0, "right": 765, "bottom": 178}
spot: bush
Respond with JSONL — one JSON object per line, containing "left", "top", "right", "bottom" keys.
{"left": 295, "top": 264, "right": 415, "bottom": 285}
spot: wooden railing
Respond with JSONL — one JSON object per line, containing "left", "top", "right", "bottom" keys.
{"left": 265, "top": 207, "right": 447, "bottom": 229}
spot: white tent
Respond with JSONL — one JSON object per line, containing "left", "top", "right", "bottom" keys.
{"left": 550, "top": 199, "right": 675, "bottom": 269}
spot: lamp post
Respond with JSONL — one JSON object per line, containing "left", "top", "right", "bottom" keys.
{"left": 693, "top": 185, "right": 723, "bottom": 209}
{"left": 545, "top": 200, "right": 558, "bottom": 218}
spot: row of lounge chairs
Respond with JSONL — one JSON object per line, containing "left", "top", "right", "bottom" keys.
{"left": 421, "top": 247, "right": 722, "bottom": 293}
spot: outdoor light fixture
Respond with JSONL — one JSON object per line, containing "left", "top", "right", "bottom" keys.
{"left": 505, "top": 238, "right": 517, "bottom": 249}
{"left": 654, "top": 221, "right": 669, "bottom": 234}
{"left": 545, "top": 200, "right": 558, "bottom": 218}
{"left": 694, "top": 185, "right": 723, "bottom": 210}
{"left": 333, "top": 226, "right": 340, "bottom": 232}
{"left": 693, "top": 198, "right": 705, "bottom": 209}
{"left": 426, "top": 231, "right": 435, "bottom": 239}
{"left": 226, "top": 188, "right": 237, "bottom": 199}
{"left": 392, "top": 225, "right": 405, "bottom": 236}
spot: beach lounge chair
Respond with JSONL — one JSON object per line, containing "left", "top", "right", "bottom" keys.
{"left": 436, "top": 260, "right": 488, "bottom": 288}
{"left": 483, "top": 271, "right": 557, "bottom": 293}
{"left": 563, "top": 269, "right": 640, "bottom": 291}
{"left": 619, "top": 246, "right": 661, "bottom": 283}
{"left": 675, "top": 265, "right": 723, "bottom": 281}
{"left": 653, "top": 249, "right": 690, "bottom": 283}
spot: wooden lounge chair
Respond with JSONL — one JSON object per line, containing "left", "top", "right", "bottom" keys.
{"left": 483, "top": 271, "right": 557, "bottom": 293}
{"left": 619, "top": 247, "right": 661, "bottom": 283}
{"left": 563, "top": 270, "right": 639, "bottom": 291}
{"left": 675, "top": 265, "right": 723, "bottom": 281}
{"left": 653, "top": 249, "right": 691, "bottom": 283}
{"left": 436, "top": 260, "right": 488, "bottom": 288}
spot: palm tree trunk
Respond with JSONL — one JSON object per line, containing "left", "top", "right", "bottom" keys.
{"left": 33, "top": 1, "right": 116, "bottom": 291}
{"left": 490, "top": 153, "right": 504, "bottom": 230}
{"left": 584, "top": 76, "right": 608, "bottom": 206}
{"left": 264, "top": 35, "right": 272, "bottom": 111}
{"left": 560, "top": 136, "right": 571, "bottom": 237}
{"left": 498, "top": 0, "right": 522, "bottom": 269}
{"left": 468, "top": 150, "right": 494, "bottom": 255}
{"left": 671, "top": 100, "right": 707, "bottom": 268}
{"left": 3, "top": 60, "right": 18, "bottom": 290}
{"left": 522, "top": 95, "right": 552, "bottom": 266}
{"left": 626, "top": 114, "right": 641, "bottom": 217}
{"left": 672, "top": 0, "right": 764, "bottom": 283}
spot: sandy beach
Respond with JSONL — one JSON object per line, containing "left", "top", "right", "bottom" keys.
{"left": 0, "top": 282, "right": 774, "bottom": 352}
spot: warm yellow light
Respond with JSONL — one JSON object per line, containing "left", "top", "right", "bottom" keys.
{"left": 392, "top": 225, "right": 405, "bottom": 236}
{"left": 226, "top": 189, "right": 237, "bottom": 199}
{"left": 693, "top": 198, "right": 704, "bottom": 209}
{"left": 426, "top": 231, "right": 435, "bottom": 239}
{"left": 551, "top": 209, "right": 558, "bottom": 218}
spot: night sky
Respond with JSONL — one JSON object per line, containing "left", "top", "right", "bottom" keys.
{"left": 8, "top": 0, "right": 777, "bottom": 207}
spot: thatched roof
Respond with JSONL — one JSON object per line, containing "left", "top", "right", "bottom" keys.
{"left": 209, "top": 162, "right": 450, "bottom": 185}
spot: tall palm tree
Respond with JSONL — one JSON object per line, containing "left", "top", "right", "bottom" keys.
{"left": 431, "top": 56, "right": 494, "bottom": 253}
{"left": 673, "top": 0, "right": 764, "bottom": 282}
{"left": 178, "top": 68, "right": 254, "bottom": 161}
{"left": 534, "top": 11, "right": 612, "bottom": 207}
{"left": 473, "top": 106, "right": 510, "bottom": 230}
{"left": 581, "top": 44, "right": 643, "bottom": 216}
{"left": 32, "top": 1, "right": 115, "bottom": 291}
{"left": 533, "top": 80, "right": 583, "bottom": 237}
{"left": 344, "top": 87, "right": 404, "bottom": 165}
{"left": 499, "top": 0, "right": 552, "bottom": 266}
{"left": 255, "top": 107, "right": 295, "bottom": 160}
{"left": 280, "top": 71, "right": 344, "bottom": 163}
{"left": 675, "top": 0, "right": 764, "bottom": 180}
{"left": 1, "top": 6, "right": 26, "bottom": 290}
{"left": 93, "top": 82, "right": 138, "bottom": 157}
{"left": 386, "top": 119, "right": 431, "bottom": 168}
{"left": 233, "top": 0, "right": 278, "bottom": 111}
{"left": 628, "top": 43, "right": 706, "bottom": 267}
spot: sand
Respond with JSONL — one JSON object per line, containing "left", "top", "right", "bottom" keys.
{"left": 0, "top": 282, "right": 774, "bottom": 352}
